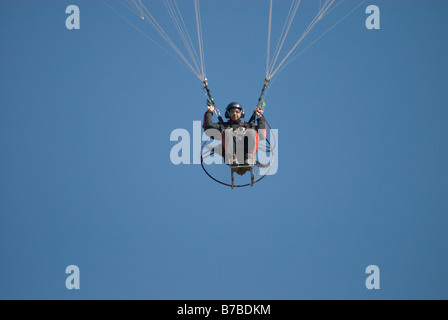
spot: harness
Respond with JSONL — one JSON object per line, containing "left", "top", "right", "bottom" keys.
{"left": 220, "top": 121, "right": 256, "bottom": 133}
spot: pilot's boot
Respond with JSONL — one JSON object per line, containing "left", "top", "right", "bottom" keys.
{"left": 226, "top": 154, "right": 239, "bottom": 165}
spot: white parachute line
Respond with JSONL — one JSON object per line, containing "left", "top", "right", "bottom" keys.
{"left": 267, "top": 0, "right": 297, "bottom": 77}
{"left": 269, "top": 0, "right": 335, "bottom": 78}
{"left": 141, "top": 2, "right": 199, "bottom": 76}
{"left": 104, "top": 0, "right": 194, "bottom": 75}
{"left": 120, "top": 0, "right": 144, "bottom": 18}
{"left": 126, "top": 0, "right": 172, "bottom": 43}
{"left": 268, "top": 0, "right": 302, "bottom": 78}
{"left": 320, "top": 0, "right": 345, "bottom": 20}
{"left": 120, "top": 0, "right": 140, "bottom": 17}
{"left": 266, "top": 0, "right": 273, "bottom": 78}
{"left": 164, "top": 0, "right": 202, "bottom": 78}
{"left": 270, "top": 0, "right": 366, "bottom": 81}
{"left": 122, "top": 0, "right": 203, "bottom": 80}
{"left": 194, "top": 0, "right": 206, "bottom": 81}
{"left": 268, "top": 0, "right": 335, "bottom": 79}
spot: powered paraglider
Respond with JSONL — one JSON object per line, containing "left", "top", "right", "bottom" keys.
{"left": 103, "top": 0, "right": 366, "bottom": 188}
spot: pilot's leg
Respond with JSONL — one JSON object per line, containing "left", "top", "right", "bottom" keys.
{"left": 224, "top": 128, "right": 236, "bottom": 165}
{"left": 244, "top": 129, "right": 257, "bottom": 165}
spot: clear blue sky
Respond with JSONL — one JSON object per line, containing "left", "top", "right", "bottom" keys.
{"left": 1, "top": 0, "right": 447, "bottom": 300}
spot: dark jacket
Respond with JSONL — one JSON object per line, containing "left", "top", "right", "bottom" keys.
{"left": 203, "top": 110, "right": 266, "bottom": 139}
